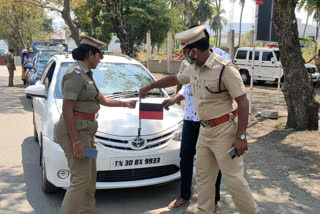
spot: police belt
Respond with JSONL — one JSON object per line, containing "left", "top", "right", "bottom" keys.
{"left": 74, "top": 111, "right": 96, "bottom": 121}
{"left": 200, "top": 109, "right": 238, "bottom": 128}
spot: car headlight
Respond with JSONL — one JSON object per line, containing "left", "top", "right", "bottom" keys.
{"left": 172, "top": 123, "right": 183, "bottom": 141}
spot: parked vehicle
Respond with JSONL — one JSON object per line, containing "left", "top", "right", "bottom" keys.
{"left": 234, "top": 46, "right": 320, "bottom": 87}
{"left": 25, "top": 50, "right": 62, "bottom": 87}
{"left": 25, "top": 54, "right": 183, "bottom": 193}
{"left": 0, "top": 49, "right": 7, "bottom": 55}
{"left": 305, "top": 64, "right": 320, "bottom": 87}
{"left": 233, "top": 46, "right": 282, "bottom": 84}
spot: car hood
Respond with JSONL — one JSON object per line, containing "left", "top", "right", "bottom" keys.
{"left": 55, "top": 98, "right": 184, "bottom": 136}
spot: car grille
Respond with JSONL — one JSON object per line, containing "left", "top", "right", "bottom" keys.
{"left": 95, "top": 131, "right": 175, "bottom": 150}
{"left": 96, "top": 165, "right": 179, "bottom": 182}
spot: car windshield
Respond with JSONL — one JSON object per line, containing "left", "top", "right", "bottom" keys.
{"left": 37, "top": 54, "right": 56, "bottom": 68}
{"left": 55, "top": 62, "right": 162, "bottom": 99}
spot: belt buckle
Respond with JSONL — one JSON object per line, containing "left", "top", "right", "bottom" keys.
{"left": 200, "top": 120, "right": 211, "bottom": 128}
{"left": 95, "top": 113, "right": 99, "bottom": 120}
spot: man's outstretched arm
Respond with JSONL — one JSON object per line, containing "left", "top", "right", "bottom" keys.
{"left": 139, "top": 74, "right": 180, "bottom": 98}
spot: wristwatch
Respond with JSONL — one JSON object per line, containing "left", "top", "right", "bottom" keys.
{"left": 237, "top": 134, "right": 246, "bottom": 140}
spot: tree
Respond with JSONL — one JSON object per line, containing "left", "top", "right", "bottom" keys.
{"left": 0, "top": 0, "right": 53, "bottom": 52}
{"left": 273, "top": 0, "right": 319, "bottom": 130}
{"left": 193, "top": 0, "right": 214, "bottom": 25}
{"left": 25, "top": 0, "right": 83, "bottom": 45}
{"left": 103, "top": 0, "right": 176, "bottom": 57}
{"left": 211, "top": 0, "right": 228, "bottom": 47}
{"left": 297, "top": 0, "right": 314, "bottom": 38}
{"left": 73, "top": 0, "right": 113, "bottom": 45}
{"left": 230, "top": 0, "right": 245, "bottom": 47}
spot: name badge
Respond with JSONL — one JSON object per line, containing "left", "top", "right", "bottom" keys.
{"left": 88, "top": 81, "right": 94, "bottom": 85}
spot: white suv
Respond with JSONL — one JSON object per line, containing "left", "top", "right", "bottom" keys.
{"left": 233, "top": 47, "right": 320, "bottom": 87}
{"left": 25, "top": 54, "right": 183, "bottom": 192}
{"left": 233, "top": 47, "right": 282, "bottom": 84}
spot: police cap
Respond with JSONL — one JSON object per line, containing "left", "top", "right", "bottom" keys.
{"left": 175, "top": 25, "right": 206, "bottom": 50}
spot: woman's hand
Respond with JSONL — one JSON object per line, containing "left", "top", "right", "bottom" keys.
{"left": 73, "top": 141, "right": 85, "bottom": 159}
{"left": 124, "top": 100, "right": 137, "bottom": 109}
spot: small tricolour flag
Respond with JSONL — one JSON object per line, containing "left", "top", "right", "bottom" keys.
{"left": 139, "top": 103, "right": 163, "bottom": 120}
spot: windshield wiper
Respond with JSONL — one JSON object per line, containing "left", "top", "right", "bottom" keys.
{"left": 107, "top": 90, "right": 139, "bottom": 98}
{"left": 112, "top": 90, "right": 139, "bottom": 95}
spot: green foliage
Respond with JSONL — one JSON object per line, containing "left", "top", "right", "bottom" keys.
{"left": 123, "top": 0, "right": 172, "bottom": 47}
{"left": 0, "top": 0, "right": 53, "bottom": 51}
{"left": 73, "top": 0, "right": 113, "bottom": 45}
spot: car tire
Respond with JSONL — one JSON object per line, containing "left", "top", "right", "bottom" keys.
{"left": 240, "top": 70, "right": 251, "bottom": 85}
{"left": 33, "top": 112, "right": 39, "bottom": 143}
{"left": 40, "top": 143, "right": 60, "bottom": 193}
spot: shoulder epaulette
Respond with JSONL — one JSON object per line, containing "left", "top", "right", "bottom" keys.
{"left": 215, "top": 55, "right": 231, "bottom": 66}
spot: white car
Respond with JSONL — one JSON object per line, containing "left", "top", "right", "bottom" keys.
{"left": 233, "top": 46, "right": 282, "bottom": 84}
{"left": 25, "top": 54, "right": 184, "bottom": 193}
{"left": 234, "top": 47, "right": 320, "bottom": 87}
{"left": 305, "top": 64, "right": 320, "bottom": 87}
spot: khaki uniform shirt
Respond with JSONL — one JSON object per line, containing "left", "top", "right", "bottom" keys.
{"left": 6, "top": 53, "right": 15, "bottom": 69}
{"left": 62, "top": 61, "right": 100, "bottom": 113}
{"left": 177, "top": 52, "right": 246, "bottom": 121}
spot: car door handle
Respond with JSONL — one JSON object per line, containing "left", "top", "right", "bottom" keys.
{"left": 234, "top": 60, "right": 237, "bottom": 62}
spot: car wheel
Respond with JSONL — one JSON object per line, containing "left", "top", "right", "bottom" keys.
{"left": 40, "top": 143, "right": 60, "bottom": 193}
{"left": 240, "top": 70, "right": 250, "bottom": 85}
{"left": 33, "top": 112, "right": 39, "bottom": 143}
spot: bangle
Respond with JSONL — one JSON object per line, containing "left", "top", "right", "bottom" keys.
{"left": 123, "top": 101, "right": 127, "bottom": 108}
{"left": 148, "top": 82, "right": 153, "bottom": 90}
{"left": 73, "top": 141, "right": 80, "bottom": 145}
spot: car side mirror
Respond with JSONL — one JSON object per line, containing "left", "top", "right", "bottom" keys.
{"left": 25, "top": 84, "right": 47, "bottom": 99}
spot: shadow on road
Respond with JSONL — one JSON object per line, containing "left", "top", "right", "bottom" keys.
{"left": 0, "top": 84, "right": 32, "bottom": 114}
{"left": 244, "top": 129, "right": 320, "bottom": 214}
{"left": 21, "top": 136, "right": 181, "bottom": 214}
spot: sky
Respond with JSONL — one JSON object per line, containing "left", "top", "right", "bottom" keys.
{"left": 223, "top": 0, "right": 308, "bottom": 24}
{"left": 51, "top": 1, "right": 309, "bottom": 29}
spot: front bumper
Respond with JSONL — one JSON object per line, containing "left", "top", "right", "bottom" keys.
{"left": 42, "top": 136, "right": 181, "bottom": 189}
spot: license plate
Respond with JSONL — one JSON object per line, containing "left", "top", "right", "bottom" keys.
{"left": 111, "top": 155, "right": 164, "bottom": 170}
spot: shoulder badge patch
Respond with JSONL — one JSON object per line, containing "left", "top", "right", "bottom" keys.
{"left": 74, "top": 66, "right": 82, "bottom": 74}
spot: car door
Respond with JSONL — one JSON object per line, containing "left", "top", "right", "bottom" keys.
{"left": 233, "top": 49, "right": 248, "bottom": 67}
{"left": 260, "top": 51, "right": 277, "bottom": 81}
{"left": 33, "top": 60, "right": 56, "bottom": 138}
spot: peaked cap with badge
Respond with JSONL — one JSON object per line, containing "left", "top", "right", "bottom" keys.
{"left": 175, "top": 25, "right": 206, "bottom": 50}
{"left": 80, "top": 35, "right": 107, "bottom": 55}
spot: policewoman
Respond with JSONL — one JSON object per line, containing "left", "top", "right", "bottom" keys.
{"left": 139, "top": 26, "right": 260, "bottom": 214}
{"left": 56, "top": 36, "right": 136, "bottom": 214}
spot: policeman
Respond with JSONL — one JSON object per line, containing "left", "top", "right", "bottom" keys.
{"left": 55, "top": 36, "right": 137, "bottom": 214}
{"left": 139, "top": 26, "right": 260, "bottom": 214}
{"left": 6, "top": 49, "right": 16, "bottom": 87}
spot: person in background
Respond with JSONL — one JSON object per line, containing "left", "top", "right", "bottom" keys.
{"left": 6, "top": 49, "right": 16, "bottom": 87}
{"left": 55, "top": 36, "right": 137, "bottom": 214}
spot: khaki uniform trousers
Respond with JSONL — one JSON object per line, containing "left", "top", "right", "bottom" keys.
{"left": 196, "top": 116, "right": 260, "bottom": 214}
{"left": 7, "top": 67, "right": 14, "bottom": 86}
{"left": 56, "top": 119, "right": 98, "bottom": 214}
